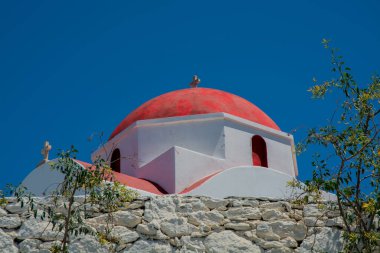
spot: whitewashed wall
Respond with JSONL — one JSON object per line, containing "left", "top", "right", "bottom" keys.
{"left": 92, "top": 113, "right": 297, "bottom": 194}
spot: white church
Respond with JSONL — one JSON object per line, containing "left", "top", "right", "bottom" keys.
{"left": 22, "top": 81, "right": 307, "bottom": 199}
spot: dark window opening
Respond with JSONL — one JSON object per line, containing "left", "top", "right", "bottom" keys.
{"left": 110, "top": 148, "right": 121, "bottom": 173}
{"left": 251, "top": 135, "right": 268, "bottom": 168}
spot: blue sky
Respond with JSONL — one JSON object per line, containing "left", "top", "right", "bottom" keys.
{"left": 0, "top": 0, "right": 379, "bottom": 189}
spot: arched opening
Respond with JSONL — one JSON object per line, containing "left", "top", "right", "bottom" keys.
{"left": 251, "top": 135, "right": 268, "bottom": 168}
{"left": 110, "top": 148, "right": 121, "bottom": 173}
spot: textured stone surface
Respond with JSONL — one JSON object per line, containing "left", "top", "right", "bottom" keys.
{"left": 161, "top": 217, "right": 196, "bottom": 237}
{"left": 108, "top": 226, "right": 139, "bottom": 244}
{"left": 300, "top": 227, "right": 344, "bottom": 252}
{"left": 262, "top": 209, "right": 288, "bottom": 221}
{"left": 136, "top": 223, "right": 159, "bottom": 236}
{"left": 38, "top": 240, "right": 61, "bottom": 250}
{"left": 304, "top": 217, "right": 325, "bottom": 227}
{"left": 267, "top": 247, "right": 293, "bottom": 253}
{"left": 260, "top": 202, "right": 287, "bottom": 211}
{"left": 2, "top": 195, "right": 347, "bottom": 253}
{"left": 187, "top": 210, "right": 224, "bottom": 228}
{"left": 111, "top": 211, "right": 142, "bottom": 228}
{"left": 256, "top": 222, "right": 281, "bottom": 241}
{"left": 180, "top": 236, "right": 205, "bottom": 252}
{"left": 204, "top": 230, "right": 262, "bottom": 253}
{"left": 6, "top": 202, "right": 28, "bottom": 214}
{"left": 144, "top": 196, "right": 176, "bottom": 222}
{"left": 224, "top": 207, "right": 261, "bottom": 220}
{"left": 0, "top": 208, "right": 7, "bottom": 216}
{"left": 0, "top": 228, "right": 18, "bottom": 253}
{"left": 17, "top": 219, "right": 64, "bottom": 241}
{"left": 303, "top": 204, "right": 325, "bottom": 217}
{"left": 126, "top": 239, "right": 174, "bottom": 253}
{"left": 224, "top": 222, "right": 251, "bottom": 231}
{"left": 19, "top": 238, "right": 42, "bottom": 253}
{"left": 201, "top": 197, "right": 229, "bottom": 210}
{"left": 88, "top": 211, "right": 141, "bottom": 228}
{"left": 325, "top": 217, "right": 344, "bottom": 228}
{"left": 280, "top": 236, "right": 298, "bottom": 248}
{"left": 0, "top": 215, "right": 22, "bottom": 229}
{"left": 176, "top": 198, "right": 208, "bottom": 214}
{"left": 68, "top": 236, "right": 110, "bottom": 253}
{"left": 268, "top": 220, "right": 307, "bottom": 241}
{"left": 240, "top": 199, "right": 260, "bottom": 207}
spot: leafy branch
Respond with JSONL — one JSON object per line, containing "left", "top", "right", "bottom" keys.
{"left": 295, "top": 39, "right": 380, "bottom": 252}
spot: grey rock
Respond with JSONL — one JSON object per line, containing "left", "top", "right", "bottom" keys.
{"left": 257, "top": 240, "right": 284, "bottom": 249}
{"left": 299, "top": 227, "right": 344, "bottom": 252}
{"left": 126, "top": 239, "right": 174, "bottom": 253}
{"left": 303, "top": 204, "right": 324, "bottom": 217}
{"left": 224, "top": 222, "right": 251, "bottom": 231}
{"left": 180, "top": 236, "right": 205, "bottom": 252}
{"left": 241, "top": 199, "right": 260, "bottom": 207}
{"left": 144, "top": 196, "right": 177, "bottom": 222}
{"left": 108, "top": 226, "right": 139, "bottom": 244}
{"left": 0, "top": 208, "right": 7, "bottom": 216}
{"left": 246, "top": 220, "right": 261, "bottom": 229}
{"left": 112, "top": 211, "right": 142, "bottom": 228}
{"left": 304, "top": 217, "right": 325, "bottom": 227}
{"left": 68, "top": 236, "right": 110, "bottom": 253}
{"left": 17, "top": 219, "right": 64, "bottom": 241}
{"left": 160, "top": 217, "right": 196, "bottom": 237}
{"left": 38, "top": 240, "right": 61, "bottom": 250}
{"left": 228, "top": 198, "right": 244, "bottom": 207}
{"left": 288, "top": 210, "right": 303, "bottom": 221}
{"left": 0, "top": 215, "right": 22, "bottom": 229}
{"left": 38, "top": 250, "right": 51, "bottom": 253}
{"left": 131, "top": 209, "right": 144, "bottom": 217}
{"left": 280, "top": 237, "right": 298, "bottom": 248}
{"left": 169, "top": 237, "right": 182, "bottom": 247}
{"left": 204, "top": 230, "right": 261, "bottom": 253}
{"left": 266, "top": 247, "right": 293, "bottom": 253}
{"left": 136, "top": 223, "right": 158, "bottom": 236}
{"left": 200, "top": 197, "right": 229, "bottom": 210}
{"left": 262, "top": 209, "right": 288, "bottom": 221}
{"left": 325, "top": 217, "right": 344, "bottom": 228}
{"left": 19, "top": 238, "right": 41, "bottom": 253}
{"left": 5, "top": 202, "right": 28, "bottom": 214}
{"left": 224, "top": 207, "right": 261, "bottom": 220}
{"left": 268, "top": 221, "right": 307, "bottom": 241}
{"left": 88, "top": 211, "right": 141, "bottom": 228}
{"left": 176, "top": 198, "right": 209, "bottom": 214}
{"left": 326, "top": 209, "right": 341, "bottom": 218}
{"left": 256, "top": 223, "right": 281, "bottom": 241}
{"left": 0, "top": 228, "right": 18, "bottom": 253}
{"left": 187, "top": 210, "right": 224, "bottom": 228}
{"left": 126, "top": 201, "right": 145, "bottom": 210}
{"left": 260, "top": 202, "right": 286, "bottom": 211}
{"left": 152, "top": 230, "right": 170, "bottom": 240}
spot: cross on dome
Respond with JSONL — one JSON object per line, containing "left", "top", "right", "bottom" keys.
{"left": 39, "top": 141, "right": 52, "bottom": 165}
{"left": 189, "top": 75, "right": 201, "bottom": 88}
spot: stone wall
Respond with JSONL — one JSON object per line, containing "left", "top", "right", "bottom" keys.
{"left": 0, "top": 195, "right": 345, "bottom": 253}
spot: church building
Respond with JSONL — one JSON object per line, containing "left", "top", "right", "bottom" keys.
{"left": 22, "top": 82, "right": 305, "bottom": 199}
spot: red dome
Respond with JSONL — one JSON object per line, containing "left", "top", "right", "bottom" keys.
{"left": 109, "top": 88, "right": 280, "bottom": 140}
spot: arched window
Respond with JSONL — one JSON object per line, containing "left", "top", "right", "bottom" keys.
{"left": 110, "top": 148, "right": 121, "bottom": 173}
{"left": 251, "top": 135, "right": 268, "bottom": 168}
